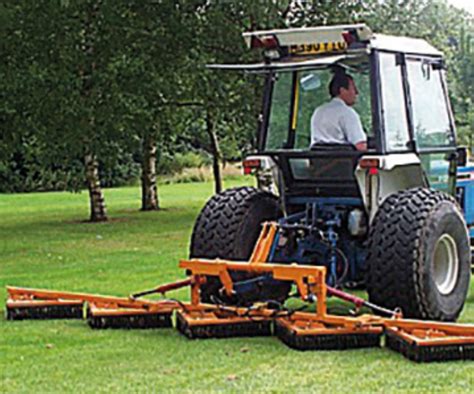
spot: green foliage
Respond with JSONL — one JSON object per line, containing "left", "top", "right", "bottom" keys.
{"left": 1, "top": 0, "right": 474, "bottom": 196}
{"left": 0, "top": 160, "right": 83, "bottom": 194}
{"left": 451, "top": 24, "right": 474, "bottom": 150}
{"left": 1, "top": 0, "right": 134, "bottom": 194}
{"left": 99, "top": 151, "right": 141, "bottom": 188}
{"left": 0, "top": 137, "right": 141, "bottom": 193}
{"left": 157, "top": 151, "right": 210, "bottom": 176}
{"left": 0, "top": 133, "right": 85, "bottom": 193}
{"left": 160, "top": 170, "right": 208, "bottom": 185}
{"left": 182, "top": 0, "right": 288, "bottom": 162}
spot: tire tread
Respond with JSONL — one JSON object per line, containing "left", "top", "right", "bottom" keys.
{"left": 367, "top": 187, "right": 466, "bottom": 320}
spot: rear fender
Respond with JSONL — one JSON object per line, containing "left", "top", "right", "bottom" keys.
{"left": 355, "top": 153, "right": 426, "bottom": 221}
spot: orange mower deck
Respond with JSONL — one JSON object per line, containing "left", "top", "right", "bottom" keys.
{"left": 5, "top": 224, "right": 474, "bottom": 362}
{"left": 6, "top": 286, "right": 178, "bottom": 329}
{"left": 7, "top": 259, "right": 474, "bottom": 362}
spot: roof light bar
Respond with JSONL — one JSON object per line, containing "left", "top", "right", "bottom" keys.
{"left": 251, "top": 35, "right": 279, "bottom": 50}
{"left": 243, "top": 24, "right": 373, "bottom": 50}
{"left": 342, "top": 31, "right": 356, "bottom": 45}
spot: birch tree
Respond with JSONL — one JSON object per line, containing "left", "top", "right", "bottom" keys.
{"left": 2, "top": 0, "right": 130, "bottom": 221}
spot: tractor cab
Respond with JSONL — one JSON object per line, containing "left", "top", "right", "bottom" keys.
{"left": 212, "top": 24, "right": 458, "bottom": 219}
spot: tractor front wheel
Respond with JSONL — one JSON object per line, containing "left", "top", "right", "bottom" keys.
{"left": 366, "top": 188, "right": 471, "bottom": 321}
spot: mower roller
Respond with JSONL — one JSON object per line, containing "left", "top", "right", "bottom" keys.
{"left": 5, "top": 223, "right": 474, "bottom": 362}
{"left": 6, "top": 285, "right": 179, "bottom": 329}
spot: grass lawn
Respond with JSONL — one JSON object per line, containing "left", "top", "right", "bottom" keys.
{"left": 1, "top": 179, "right": 473, "bottom": 393}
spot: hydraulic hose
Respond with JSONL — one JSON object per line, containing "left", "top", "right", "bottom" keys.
{"left": 326, "top": 286, "right": 399, "bottom": 317}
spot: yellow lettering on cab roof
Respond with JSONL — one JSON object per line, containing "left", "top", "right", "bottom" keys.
{"left": 289, "top": 41, "right": 347, "bottom": 56}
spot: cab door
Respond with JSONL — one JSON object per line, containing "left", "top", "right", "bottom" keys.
{"left": 405, "top": 57, "right": 457, "bottom": 193}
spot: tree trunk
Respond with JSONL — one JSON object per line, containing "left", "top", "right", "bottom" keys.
{"left": 80, "top": 1, "right": 107, "bottom": 223}
{"left": 206, "top": 109, "right": 222, "bottom": 194}
{"left": 84, "top": 153, "right": 107, "bottom": 222}
{"left": 141, "top": 132, "right": 159, "bottom": 210}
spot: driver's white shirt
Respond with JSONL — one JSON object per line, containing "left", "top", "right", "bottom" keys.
{"left": 310, "top": 97, "right": 366, "bottom": 146}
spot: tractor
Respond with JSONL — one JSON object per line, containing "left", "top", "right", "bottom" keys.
{"left": 190, "top": 24, "right": 474, "bottom": 322}
{"left": 7, "top": 24, "right": 474, "bottom": 361}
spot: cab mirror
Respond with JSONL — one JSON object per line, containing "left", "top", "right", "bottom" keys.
{"left": 456, "top": 146, "right": 467, "bottom": 167}
{"left": 300, "top": 74, "right": 321, "bottom": 91}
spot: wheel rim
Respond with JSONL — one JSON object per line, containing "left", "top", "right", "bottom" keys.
{"left": 433, "top": 234, "right": 459, "bottom": 295}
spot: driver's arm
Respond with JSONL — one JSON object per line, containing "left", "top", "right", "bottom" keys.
{"left": 342, "top": 108, "right": 367, "bottom": 151}
{"left": 355, "top": 141, "right": 367, "bottom": 151}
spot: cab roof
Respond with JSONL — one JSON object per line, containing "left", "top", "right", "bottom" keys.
{"left": 243, "top": 24, "right": 443, "bottom": 58}
{"left": 370, "top": 34, "right": 442, "bottom": 57}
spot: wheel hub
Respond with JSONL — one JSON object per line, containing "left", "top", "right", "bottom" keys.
{"left": 433, "top": 234, "right": 459, "bottom": 295}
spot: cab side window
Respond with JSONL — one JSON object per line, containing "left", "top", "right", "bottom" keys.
{"left": 406, "top": 59, "right": 455, "bottom": 192}
{"left": 406, "top": 60, "right": 454, "bottom": 149}
{"left": 266, "top": 72, "right": 293, "bottom": 150}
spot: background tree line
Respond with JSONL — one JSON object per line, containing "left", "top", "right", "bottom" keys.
{"left": 1, "top": 0, "right": 473, "bottom": 221}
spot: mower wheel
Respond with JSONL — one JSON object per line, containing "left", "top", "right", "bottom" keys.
{"left": 190, "top": 186, "right": 289, "bottom": 303}
{"left": 366, "top": 188, "right": 471, "bottom": 321}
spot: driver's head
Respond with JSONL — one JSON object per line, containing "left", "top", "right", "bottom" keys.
{"left": 329, "top": 72, "right": 358, "bottom": 106}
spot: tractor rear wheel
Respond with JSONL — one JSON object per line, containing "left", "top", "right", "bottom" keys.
{"left": 366, "top": 188, "right": 471, "bottom": 321}
{"left": 190, "top": 186, "right": 288, "bottom": 303}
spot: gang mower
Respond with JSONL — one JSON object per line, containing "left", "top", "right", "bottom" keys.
{"left": 5, "top": 24, "right": 474, "bottom": 363}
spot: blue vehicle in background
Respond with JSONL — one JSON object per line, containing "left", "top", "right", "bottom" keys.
{"left": 191, "top": 24, "right": 474, "bottom": 323}
{"left": 457, "top": 164, "right": 474, "bottom": 241}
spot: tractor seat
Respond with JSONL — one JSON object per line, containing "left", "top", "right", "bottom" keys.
{"left": 274, "top": 150, "right": 363, "bottom": 199}
{"left": 310, "top": 143, "right": 356, "bottom": 151}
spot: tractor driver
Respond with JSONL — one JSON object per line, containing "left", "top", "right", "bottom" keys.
{"left": 310, "top": 71, "right": 367, "bottom": 151}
